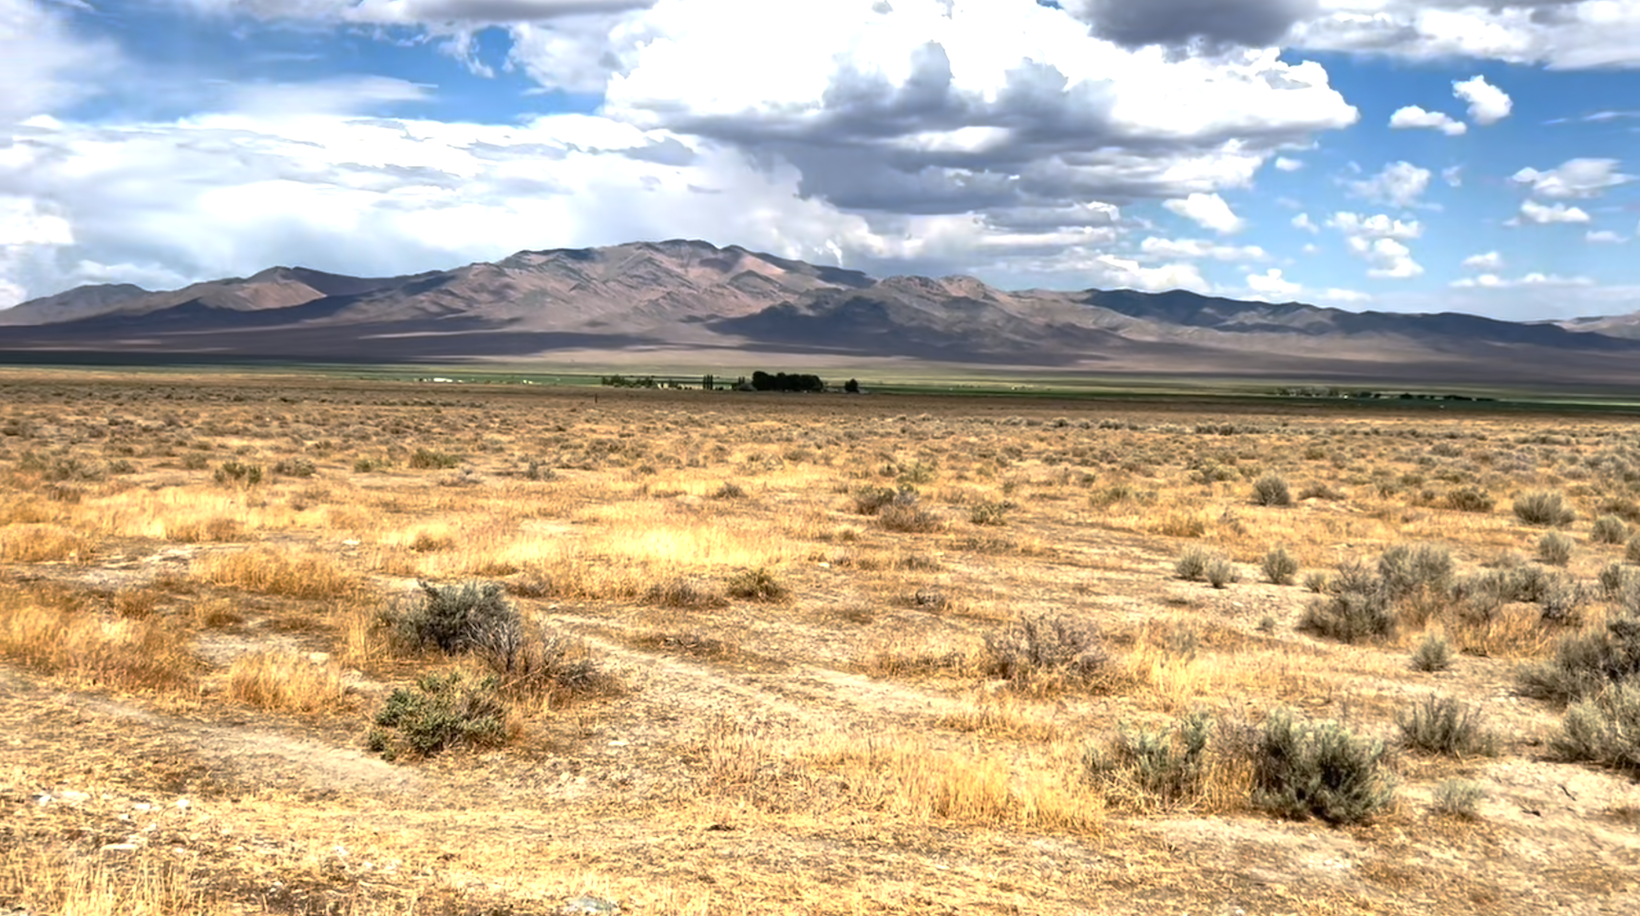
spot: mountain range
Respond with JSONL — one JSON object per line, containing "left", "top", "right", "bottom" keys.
{"left": 3, "top": 239, "right": 1638, "bottom": 388}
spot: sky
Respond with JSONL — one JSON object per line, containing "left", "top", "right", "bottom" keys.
{"left": 2, "top": 0, "right": 1640, "bottom": 321}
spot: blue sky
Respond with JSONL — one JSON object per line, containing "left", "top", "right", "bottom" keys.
{"left": 3, "top": 0, "right": 1640, "bottom": 321}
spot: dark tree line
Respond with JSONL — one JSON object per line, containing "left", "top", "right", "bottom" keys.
{"left": 750, "top": 371, "right": 824, "bottom": 392}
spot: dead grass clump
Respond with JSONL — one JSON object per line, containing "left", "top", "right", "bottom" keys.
{"left": 724, "top": 567, "right": 789, "bottom": 602}
{"left": 642, "top": 577, "right": 729, "bottom": 609}
{"left": 862, "top": 636, "right": 979, "bottom": 679}
{"left": 194, "top": 548, "right": 356, "bottom": 599}
{"left": 876, "top": 502, "right": 943, "bottom": 533}
{"left": 935, "top": 691, "right": 1059, "bottom": 742}
{"left": 631, "top": 630, "right": 741, "bottom": 662}
{"left": 226, "top": 651, "right": 350, "bottom": 712}
{"left": 0, "top": 524, "right": 94, "bottom": 562}
{"left": 0, "top": 590, "right": 196, "bottom": 691}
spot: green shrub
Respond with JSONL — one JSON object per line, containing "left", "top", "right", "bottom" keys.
{"left": 1551, "top": 684, "right": 1640, "bottom": 774}
{"left": 1592, "top": 515, "right": 1630, "bottom": 546}
{"left": 1410, "top": 634, "right": 1453, "bottom": 672}
{"left": 968, "top": 501, "right": 1013, "bottom": 526}
{"left": 725, "top": 567, "right": 789, "bottom": 602}
{"left": 409, "top": 448, "right": 461, "bottom": 470}
{"left": 213, "top": 460, "right": 263, "bottom": 486}
{"left": 1444, "top": 487, "right": 1494, "bottom": 513}
{"left": 1538, "top": 531, "right": 1574, "bottom": 567}
{"left": 1378, "top": 543, "right": 1453, "bottom": 600}
{"left": 1261, "top": 547, "right": 1299, "bottom": 586}
{"left": 1516, "top": 610, "right": 1640, "bottom": 706}
{"left": 1252, "top": 473, "right": 1292, "bottom": 507}
{"left": 353, "top": 456, "right": 390, "bottom": 473}
{"left": 1628, "top": 534, "right": 1640, "bottom": 564}
{"left": 1396, "top": 695, "right": 1497, "bottom": 758}
{"left": 1299, "top": 573, "right": 1393, "bottom": 644}
{"left": 1175, "top": 546, "right": 1211, "bottom": 582}
{"left": 983, "top": 614, "right": 1108, "bottom": 693}
{"left": 1302, "top": 571, "right": 1330, "bottom": 594}
{"left": 1205, "top": 557, "right": 1239, "bottom": 589}
{"left": 107, "top": 459, "right": 137, "bottom": 475}
{"left": 1431, "top": 779, "right": 1484, "bottom": 819}
{"left": 1514, "top": 490, "right": 1576, "bottom": 527}
{"left": 523, "top": 459, "right": 557, "bottom": 482}
{"left": 1083, "top": 711, "right": 1212, "bottom": 806}
{"left": 368, "top": 671, "right": 506, "bottom": 760}
{"left": 1250, "top": 711, "right": 1395, "bottom": 825}
{"left": 382, "top": 580, "right": 519, "bottom": 655}
{"left": 1600, "top": 563, "right": 1635, "bottom": 598}
{"left": 272, "top": 457, "right": 316, "bottom": 478}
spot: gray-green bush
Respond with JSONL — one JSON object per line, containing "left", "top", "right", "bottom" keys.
{"left": 1592, "top": 515, "right": 1629, "bottom": 546}
{"left": 1516, "top": 610, "right": 1640, "bottom": 706}
{"left": 1250, "top": 711, "right": 1395, "bottom": 825}
{"left": 1410, "top": 634, "right": 1453, "bottom": 673}
{"left": 1538, "top": 531, "right": 1574, "bottom": 567}
{"left": 1252, "top": 473, "right": 1292, "bottom": 507}
{"left": 1262, "top": 547, "right": 1299, "bottom": 586}
{"left": 1551, "top": 684, "right": 1640, "bottom": 774}
{"left": 1396, "top": 695, "right": 1497, "bottom": 758}
{"left": 1514, "top": 490, "right": 1576, "bottom": 527}
{"left": 367, "top": 671, "right": 506, "bottom": 760}
{"left": 984, "top": 614, "right": 1109, "bottom": 693}
{"left": 1083, "top": 711, "right": 1212, "bottom": 806}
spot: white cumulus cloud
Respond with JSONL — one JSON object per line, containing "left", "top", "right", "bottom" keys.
{"left": 1517, "top": 200, "right": 1592, "bottom": 225}
{"left": 1511, "top": 159, "right": 1634, "bottom": 199}
{"left": 1587, "top": 229, "right": 1628, "bottom": 244}
{"left": 1388, "top": 105, "right": 1466, "bottom": 136}
{"left": 1347, "top": 160, "right": 1431, "bottom": 208}
{"left": 1163, "top": 193, "right": 1247, "bottom": 235}
{"left": 1246, "top": 267, "right": 1302, "bottom": 299}
{"left": 1139, "top": 236, "right": 1268, "bottom": 262}
{"left": 1460, "top": 251, "right": 1503, "bottom": 271}
{"left": 1452, "top": 74, "right": 1511, "bottom": 125}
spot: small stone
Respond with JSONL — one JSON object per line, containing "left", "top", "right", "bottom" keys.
{"left": 100, "top": 843, "right": 140, "bottom": 853}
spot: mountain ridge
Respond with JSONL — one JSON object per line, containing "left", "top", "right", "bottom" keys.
{"left": 3, "top": 238, "right": 1639, "bottom": 387}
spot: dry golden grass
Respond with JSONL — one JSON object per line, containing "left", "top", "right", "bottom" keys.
{"left": 5, "top": 375, "right": 1640, "bottom": 914}
{"left": 0, "top": 523, "right": 94, "bottom": 563}
{"left": 0, "top": 586, "right": 196, "bottom": 691}
{"left": 0, "top": 847, "right": 200, "bottom": 916}
{"left": 225, "top": 650, "right": 350, "bottom": 712}
{"left": 193, "top": 547, "right": 357, "bottom": 599}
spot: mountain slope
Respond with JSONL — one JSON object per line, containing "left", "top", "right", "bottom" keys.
{"left": 3, "top": 239, "right": 1639, "bottom": 387}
